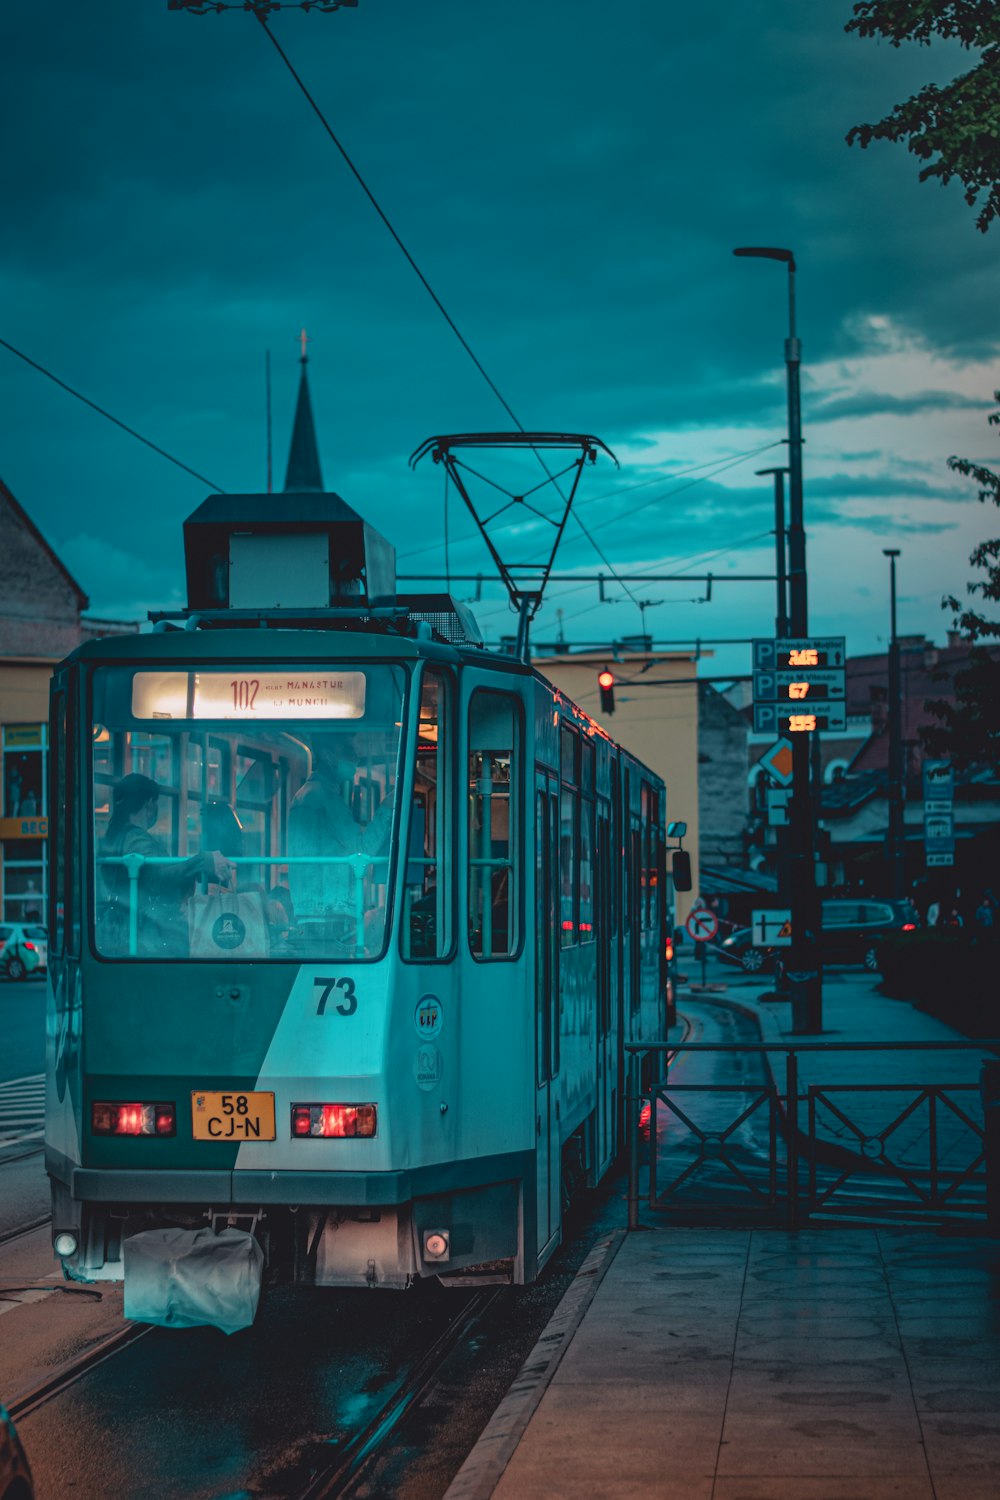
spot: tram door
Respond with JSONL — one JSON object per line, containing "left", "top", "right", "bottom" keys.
{"left": 535, "top": 774, "right": 560, "bottom": 1253}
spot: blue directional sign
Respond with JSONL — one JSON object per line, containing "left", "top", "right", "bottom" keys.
{"left": 752, "top": 638, "right": 846, "bottom": 734}
{"left": 754, "top": 702, "right": 847, "bottom": 734}
{"left": 922, "top": 760, "right": 955, "bottom": 867}
{"left": 753, "top": 637, "right": 846, "bottom": 671}
{"left": 753, "top": 669, "right": 847, "bottom": 702}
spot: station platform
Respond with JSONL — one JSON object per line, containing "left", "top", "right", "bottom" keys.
{"left": 445, "top": 974, "right": 1000, "bottom": 1500}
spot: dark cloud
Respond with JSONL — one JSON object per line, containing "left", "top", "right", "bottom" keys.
{"left": 810, "top": 390, "right": 993, "bottom": 423}
{"left": 0, "top": 1, "right": 996, "bottom": 660}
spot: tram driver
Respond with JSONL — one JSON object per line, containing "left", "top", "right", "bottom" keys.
{"left": 287, "top": 736, "right": 393, "bottom": 956}
{"left": 99, "top": 773, "right": 233, "bottom": 958}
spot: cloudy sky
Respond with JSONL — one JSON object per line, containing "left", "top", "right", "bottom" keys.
{"left": 3, "top": 2, "right": 998, "bottom": 676}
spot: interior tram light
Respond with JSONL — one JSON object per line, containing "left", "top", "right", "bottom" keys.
{"left": 91, "top": 1102, "right": 176, "bottom": 1137}
{"left": 291, "top": 1103, "right": 377, "bottom": 1138}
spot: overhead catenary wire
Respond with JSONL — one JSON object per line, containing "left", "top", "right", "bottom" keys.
{"left": 0, "top": 336, "right": 227, "bottom": 494}
{"left": 255, "top": 11, "right": 526, "bottom": 436}
{"left": 470, "top": 526, "right": 777, "bottom": 629}
{"left": 254, "top": 12, "right": 640, "bottom": 622}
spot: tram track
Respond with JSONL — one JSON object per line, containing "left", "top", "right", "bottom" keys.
{"left": 294, "top": 1286, "right": 502, "bottom": 1500}
{"left": 7, "top": 1321, "right": 153, "bottom": 1423}
{"left": 3, "top": 1263, "right": 505, "bottom": 1500}
{"left": 0, "top": 1144, "right": 44, "bottom": 1168}
{"left": 0, "top": 1214, "right": 50, "bottom": 1249}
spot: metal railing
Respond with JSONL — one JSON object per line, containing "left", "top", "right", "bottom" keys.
{"left": 625, "top": 1039, "right": 1000, "bottom": 1229}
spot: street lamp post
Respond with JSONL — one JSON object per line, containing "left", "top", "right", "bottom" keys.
{"left": 735, "top": 246, "right": 822, "bottom": 1033}
{"left": 756, "top": 465, "right": 790, "bottom": 638}
{"left": 884, "top": 548, "right": 906, "bottom": 897}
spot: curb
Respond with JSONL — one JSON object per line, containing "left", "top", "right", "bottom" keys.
{"left": 442, "top": 1230, "right": 625, "bottom": 1500}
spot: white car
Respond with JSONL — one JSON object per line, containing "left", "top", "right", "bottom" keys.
{"left": 0, "top": 924, "right": 48, "bottom": 981}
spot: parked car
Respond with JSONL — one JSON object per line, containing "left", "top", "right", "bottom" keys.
{"left": 0, "top": 924, "right": 48, "bottom": 981}
{"left": 0, "top": 1402, "right": 34, "bottom": 1500}
{"left": 717, "top": 899, "right": 919, "bottom": 975}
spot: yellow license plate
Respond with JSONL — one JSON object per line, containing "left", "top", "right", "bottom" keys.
{"left": 191, "top": 1090, "right": 276, "bottom": 1142}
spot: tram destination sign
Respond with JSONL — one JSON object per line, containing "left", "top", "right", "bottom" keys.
{"left": 132, "top": 670, "right": 367, "bottom": 720}
{"left": 753, "top": 702, "right": 847, "bottom": 734}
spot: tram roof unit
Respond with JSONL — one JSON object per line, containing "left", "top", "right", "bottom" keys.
{"left": 130, "top": 489, "right": 482, "bottom": 652}
{"left": 183, "top": 491, "right": 397, "bottom": 612}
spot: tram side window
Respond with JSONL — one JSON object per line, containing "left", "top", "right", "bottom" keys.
{"left": 579, "top": 739, "right": 595, "bottom": 944}
{"left": 560, "top": 726, "right": 578, "bottom": 948}
{"left": 468, "top": 691, "right": 520, "bottom": 960}
{"left": 640, "top": 784, "right": 660, "bottom": 965}
{"left": 403, "top": 670, "right": 451, "bottom": 960}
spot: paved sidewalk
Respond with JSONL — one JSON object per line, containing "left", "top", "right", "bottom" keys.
{"left": 447, "top": 1224, "right": 1000, "bottom": 1500}
{"left": 445, "top": 977, "right": 1000, "bottom": 1499}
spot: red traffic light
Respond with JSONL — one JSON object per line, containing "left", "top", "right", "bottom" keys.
{"left": 598, "top": 670, "right": 614, "bottom": 689}
{"left": 598, "top": 669, "right": 616, "bottom": 714}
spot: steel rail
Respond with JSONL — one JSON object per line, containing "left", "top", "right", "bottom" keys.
{"left": 7, "top": 1322, "right": 153, "bottom": 1422}
{"left": 0, "top": 1144, "right": 45, "bottom": 1168}
{"left": 294, "top": 1286, "right": 503, "bottom": 1499}
{"left": 0, "top": 1214, "right": 50, "bottom": 1250}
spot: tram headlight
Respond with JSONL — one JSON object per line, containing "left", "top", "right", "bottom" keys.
{"left": 54, "top": 1231, "right": 78, "bottom": 1258}
{"left": 290, "top": 1103, "right": 377, "bottom": 1138}
{"left": 91, "top": 1101, "right": 176, "bottom": 1137}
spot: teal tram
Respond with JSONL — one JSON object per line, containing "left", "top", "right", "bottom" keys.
{"left": 44, "top": 482, "right": 667, "bottom": 1306}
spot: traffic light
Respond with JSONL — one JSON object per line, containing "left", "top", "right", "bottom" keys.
{"left": 598, "top": 669, "right": 615, "bottom": 714}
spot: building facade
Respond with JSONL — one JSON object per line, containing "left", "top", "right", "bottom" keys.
{"left": 0, "top": 477, "right": 136, "bottom": 924}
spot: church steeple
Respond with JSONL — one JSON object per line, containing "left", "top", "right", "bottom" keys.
{"left": 283, "top": 329, "right": 324, "bottom": 493}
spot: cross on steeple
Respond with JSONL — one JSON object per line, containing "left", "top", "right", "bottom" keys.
{"left": 298, "top": 327, "right": 310, "bottom": 363}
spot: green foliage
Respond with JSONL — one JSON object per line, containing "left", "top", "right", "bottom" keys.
{"left": 922, "top": 391, "right": 1000, "bottom": 767}
{"left": 846, "top": 2, "right": 1000, "bottom": 232}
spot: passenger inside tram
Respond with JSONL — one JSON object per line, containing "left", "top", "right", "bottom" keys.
{"left": 287, "top": 732, "right": 394, "bottom": 957}
{"left": 98, "top": 773, "right": 232, "bottom": 958}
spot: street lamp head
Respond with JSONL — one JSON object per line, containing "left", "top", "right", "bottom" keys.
{"left": 883, "top": 548, "right": 901, "bottom": 558}
{"left": 734, "top": 246, "right": 796, "bottom": 271}
{"left": 755, "top": 466, "right": 790, "bottom": 477}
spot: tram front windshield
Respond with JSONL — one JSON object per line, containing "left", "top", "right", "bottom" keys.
{"left": 91, "top": 664, "right": 407, "bottom": 961}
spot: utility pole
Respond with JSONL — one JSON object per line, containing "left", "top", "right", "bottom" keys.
{"left": 884, "top": 548, "right": 906, "bottom": 897}
{"left": 756, "top": 466, "right": 789, "bottom": 638}
{"left": 736, "top": 247, "right": 821, "bottom": 1033}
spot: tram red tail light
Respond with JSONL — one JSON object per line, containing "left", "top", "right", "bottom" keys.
{"left": 902, "top": 923, "right": 916, "bottom": 931}
{"left": 91, "top": 1102, "right": 176, "bottom": 1137}
{"left": 665, "top": 937, "right": 674, "bottom": 963}
{"left": 291, "top": 1103, "right": 377, "bottom": 1139}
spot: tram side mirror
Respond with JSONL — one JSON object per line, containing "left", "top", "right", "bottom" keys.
{"left": 666, "top": 821, "right": 687, "bottom": 839}
{"left": 672, "top": 850, "right": 692, "bottom": 892}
